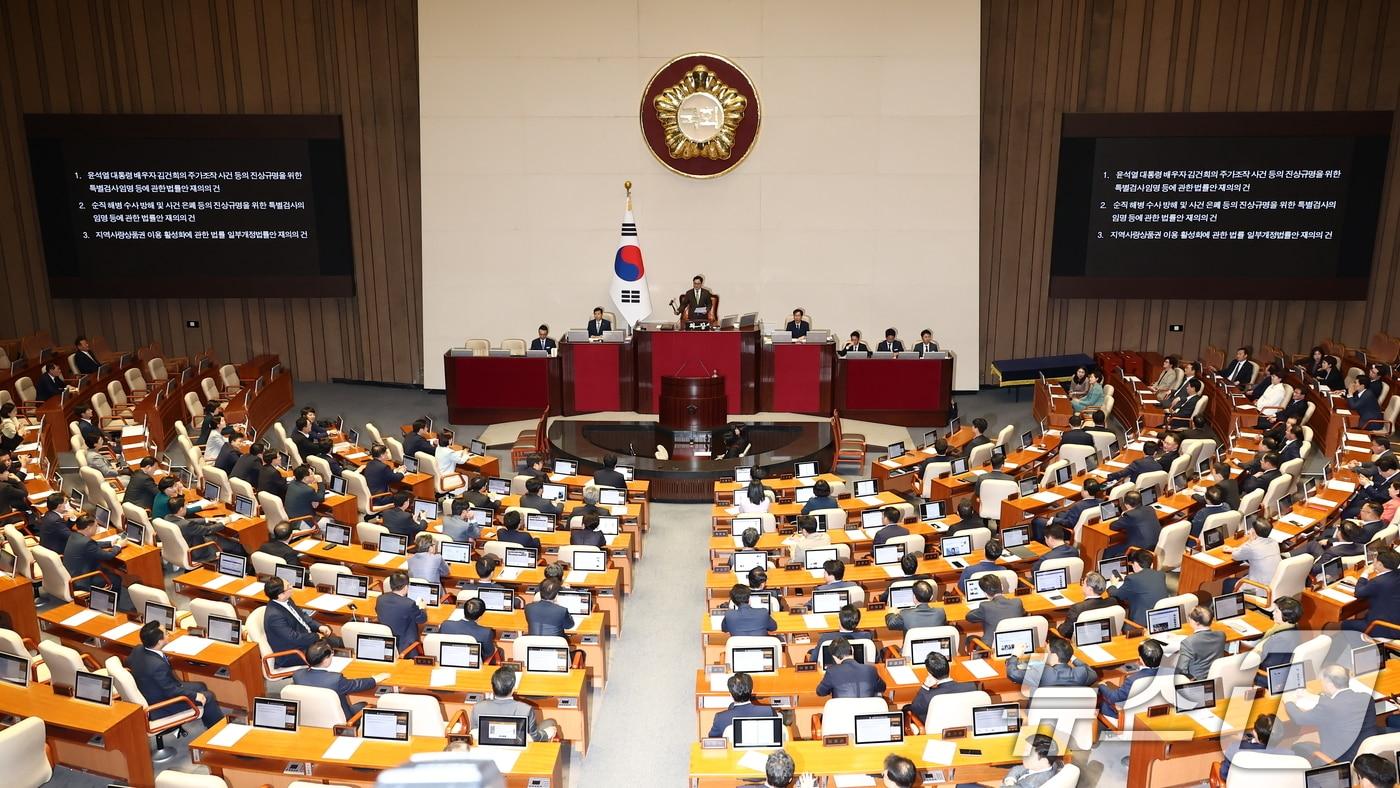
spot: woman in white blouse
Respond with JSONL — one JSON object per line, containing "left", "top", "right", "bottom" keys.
{"left": 1152, "top": 356, "right": 1184, "bottom": 401}
{"left": 736, "top": 480, "right": 771, "bottom": 514}
{"left": 202, "top": 413, "right": 228, "bottom": 461}
{"left": 1255, "top": 368, "right": 1290, "bottom": 415}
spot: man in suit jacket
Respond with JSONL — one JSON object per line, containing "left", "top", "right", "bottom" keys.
{"left": 1277, "top": 425, "right": 1305, "bottom": 464}
{"left": 255, "top": 451, "right": 288, "bottom": 498}
{"left": 1032, "top": 480, "right": 1105, "bottom": 543}
{"left": 129, "top": 623, "right": 225, "bottom": 728}
{"left": 62, "top": 514, "right": 129, "bottom": 607}
{"left": 1155, "top": 433, "right": 1183, "bottom": 474}
{"left": 33, "top": 362, "right": 68, "bottom": 401}
{"left": 0, "top": 466, "right": 29, "bottom": 520}
{"left": 495, "top": 510, "right": 541, "bottom": 552}
{"left": 885, "top": 581, "right": 947, "bottom": 631}
{"left": 1189, "top": 485, "right": 1232, "bottom": 539}
{"left": 213, "top": 431, "right": 241, "bottom": 476}
{"left": 1252, "top": 597, "right": 1304, "bottom": 680}
{"left": 460, "top": 475, "right": 499, "bottom": 513}
{"left": 168, "top": 498, "right": 244, "bottom": 563}
{"left": 1170, "top": 380, "right": 1205, "bottom": 423}
{"left": 909, "top": 652, "right": 977, "bottom": 724}
{"left": 877, "top": 329, "right": 904, "bottom": 353}
{"left": 913, "top": 329, "right": 939, "bottom": 356}
{"left": 720, "top": 584, "right": 778, "bottom": 636}
{"left": 1240, "top": 452, "right": 1283, "bottom": 496}
{"left": 1343, "top": 548, "right": 1400, "bottom": 639}
{"left": 1222, "top": 517, "right": 1282, "bottom": 594}
{"left": 1099, "top": 639, "right": 1167, "bottom": 718}
{"left": 402, "top": 420, "right": 435, "bottom": 462}
{"left": 591, "top": 453, "right": 627, "bottom": 490}
{"left": 75, "top": 405, "right": 103, "bottom": 447}
{"left": 381, "top": 491, "right": 427, "bottom": 542}
{"left": 1006, "top": 637, "right": 1096, "bottom": 693}
{"left": 707, "top": 672, "right": 781, "bottom": 737}
{"left": 263, "top": 576, "right": 339, "bottom": 667}
{"left": 1222, "top": 347, "right": 1255, "bottom": 388}
{"left": 119, "top": 459, "right": 158, "bottom": 510}
{"left": 257, "top": 523, "right": 303, "bottom": 564}
{"left": 1180, "top": 415, "right": 1219, "bottom": 444}
{"left": 815, "top": 637, "right": 886, "bottom": 698}
{"left": 840, "top": 331, "right": 870, "bottom": 356}
{"left": 1348, "top": 436, "right": 1395, "bottom": 483}
{"left": 1057, "top": 573, "right": 1118, "bottom": 638}
{"left": 362, "top": 444, "right": 404, "bottom": 495}
{"left": 956, "top": 539, "right": 1004, "bottom": 594}
{"left": 586, "top": 307, "right": 613, "bottom": 337}
{"left": 1108, "top": 552, "right": 1169, "bottom": 625}
{"left": 571, "top": 513, "right": 607, "bottom": 547}
{"left": 71, "top": 337, "right": 101, "bottom": 373}
{"left": 374, "top": 571, "right": 427, "bottom": 657}
{"left": 1175, "top": 606, "right": 1226, "bottom": 680}
{"left": 965, "top": 417, "right": 993, "bottom": 455}
{"left": 1267, "top": 388, "right": 1310, "bottom": 430}
{"left": 808, "top": 605, "right": 877, "bottom": 665}
{"left": 230, "top": 442, "right": 266, "bottom": 488}
{"left": 524, "top": 578, "right": 573, "bottom": 636}
{"left": 520, "top": 477, "right": 562, "bottom": 516}
{"left": 872, "top": 506, "right": 908, "bottom": 546}
{"left": 1343, "top": 456, "right": 1400, "bottom": 518}
{"left": 784, "top": 309, "right": 810, "bottom": 339}
{"left": 678, "top": 275, "right": 714, "bottom": 321}
{"left": 471, "top": 667, "right": 559, "bottom": 742}
{"left": 292, "top": 641, "right": 388, "bottom": 719}
{"left": 1286, "top": 665, "right": 1378, "bottom": 762}
{"left": 1348, "top": 376, "right": 1385, "bottom": 427}
{"left": 285, "top": 465, "right": 326, "bottom": 520}
{"left": 292, "top": 418, "right": 342, "bottom": 476}
{"left": 1058, "top": 414, "right": 1095, "bottom": 447}
{"left": 35, "top": 493, "right": 72, "bottom": 554}
{"left": 1032, "top": 525, "right": 1079, "bottom": 571}
{"left": 1106, "top": 443, "right": 1163, "bottom": 483}
{"left": 965, "top": 574, "right": 1025, "bottom": 638}
{"left": 439, "top": 597, "right": 497, "bottom": 658}
{"left": 1103, "top": 491, "right": 1160, "bottom": 560}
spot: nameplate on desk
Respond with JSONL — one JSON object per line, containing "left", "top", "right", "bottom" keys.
{"left": 700, "top": 737, "right": 727, "bottom": 750}
{"left": 886, "top": 658, "right": 907, "bottom": 668}
{"left": 413, "top": 656, "right": 434, "bottom": 666}
{"left": 822, "top": 735, "right": 849, "bottom": 747}
{"left": 466, "top": 691, "right": 484, "bottom": 702}
{"left": 557, "top": 697, "right": 578, "bottom": 709}
{"left": 854, "top": 558, "right": 872, "bottom": 567}
{"left": 712, "top": 529, "right": 730, "bottom": 537}
{"left": 501, "top": 631, "right": 518, "bottom": 641}
{"left": 796, "top": 663, "right": 817, "bottom": 673}
{"left": 1146, "top": 704, "right": 1171, "bottom": 717}
{"left": 770, "top": 695, "right": 795, "bottom": 709}
{"left": 527, "top": 778, "right": 551, "bottom": 788}
{"left": 868, "top": 602, "right": 886, "bottom": 611}
{"left": 581, "top": 634, "right": 599, "bottom": 645}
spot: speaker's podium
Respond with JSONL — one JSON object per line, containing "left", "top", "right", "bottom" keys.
{"left": 659, "top": 375, "right": 727, "bottom": 430}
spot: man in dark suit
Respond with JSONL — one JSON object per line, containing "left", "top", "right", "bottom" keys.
{"left": 439, "top": 597, "right": 497, "bottom": 658}
{"left": 1180, "top": 415, "right": 1218, "bottom": 444}
{"left": 75, "top": 404, "right": 103, "bottom": 447}
{"left": 1175, "top": 606, "right": 1225, "bottom": 681}
{"left": 230, "top": 441, "right": 265, "bottom": 488}
{"left": 784, "top": 308, "right": 810, "bottom": 339}
{"left": 0, "top": 465, "right": 30, "bottom": 520}
{"left": 1108, "top": 552, "right": 1169, "bottom": 625}
{"left": 213, "top": 428, "right": 242, "bottom": 476}
{"left": 707, "top": 672, "right": 781, "bottom": 737}
{"left": 167, "top": 497, "right": 244, "bottom": 563}
{"left": 382, "top": 491, "right": 427, "bottom": 541}
{"left": 1098, "top": 639, "right": 1166, "bottom": 719}
{"left": 1162, "top": 362, "right": 1200, "bottom": 412}
{"left": 128, "top": 623, "right": 225, "bottom": 728}
{"left": 257, "top": 523, "right": 303, "bottom": 564}
{"left": 1343, "top": 456, "right": 1400, "bottom": 518}
{"left": 840, "top": 331, "right": 870, "bottom": 357}
{"left": 1057, "top": 572, "right": 1118, "bottom": 638}
{"left": 872, "top": 506, "right": 908, "bottom": 547}
{"left": 1277, "top": 424, "right": 1305, "bottom": 465}
{"left": 946, "top": 500, "right": 987, "bottom": 538}
{"left": 36, "top": 493, "right": 72, "bottom": 554}
{"left": 965, "top": 574, "right": 1025, "bottom": 638}
{"left": 401, "top": 420, "right": 434, "bottom": 462}
{"left": 526, "top": 324, "right": 557, "bottom": 351}
{"left": 1286, "top": 665, "right": 1378, "bottom": 763}
{"left": 1239, "top": 452, "right": 1282, "bottom": 496}
{"left": 62, "top": 514, "right": 130, "bottom": 609}
{"left": 586, "top": 307, "right": 613, "bottom": 338}
{"left": 913, "top": 329, "right": 939, "bottom": 356}
{"left": 720, "top": 584, "right": 778, "bottom": 636}
{"left": 592, "top": 453, "right": 627, "bottom": 490}
{"left": 908, "top": 652, "right": 976, "bottom": 724}
{"left": 1103, "top": 491, "right": 1160, "bottom": 560}
{"left": 255, "top": 451, "right": 288, "bottom": 498}
{"left": 362, "top": 444, "right": 404, "bottom": 495}
{"left": 1170, "top": 380, "right": 1205, "bottom": 424}
{"left": 520, "top": 477, "right": 562, "bottom": 516}
{"left": 1106, "top": 442, "right": 1163, "bottom": 483}
{"left": 877, "top": 329, "right": 904, "bottom": 353}
{"left": 494, "top": 510, "right": 541, "bottom": 552}
{"left": 1190, "top": 485, "right": 1232, "bottom": 539}
{"left": 964, "top": 418, "right": 993, "bottom": 456}
{"left": 815, "top": 637, "right": 886, "bottom": 698}
{"left": 1266, "top": 387, "right": 1310, "bottom": 430}
{"left": 71, "top": 337, "right": 101, "bottom": 373}
{"left": 678, "top": 275, "right": 714, "bottom": 322}
{"left": 460, "top": 475, "right": 499, "bottom": 513}
{"left": 524, "top": 578, "right": 573, "bottom": 636}
{"left": 1006, "top": 637, "right": 1096, "bottom": 692}
{"left": 262, "top": 576, "right": 341, "bottom": 667}
{"left": 571, "top": 513, "right": 607, "bottom": 547}
{"left": 1222, "top": 347, "right": 1255, "bottom": 388}
{"left": 885, "top": 580, "right": 947, "bottom": 631}
{"left": 292, "top": 641, "right": 388, "bottom": 719}
{"left": 1343, "top": 548, "right": 1400, "bottom": 639}
{"left": 1032, "top": 525, "right": 1079, "bottom": 571}
{"left": 808, "top": 605, "right": 877, "bottom": 665}
{"left": 1059, "top": 414, "right": 1095, "bottom": 447}
{"left": 1087, "top": 410, "right": 1115, "bottom": 436}
{"left": 34, "top": 362, "right": 70, "bottom": 401}
{"left": 292, "top": 418, "right": 342, "bottom": 476}
{"left": 1197, "top": 461, "right": 1241, "bottom": 510}
{"left": 1348, "top": 436, "right": 1395, "bottom": 483}
{"left": 1348, "top": 376, "right": 1385, "bottom": 428}
{"left": 1155, "top": 432, "right": 1183, "bottom": 473}
{"left": 1032, "top": 479, "right": 1105, "bottom": 543}
{"left": 956, "top": 539, "right": 1004, "bottom": 594}
{"left": 374, "top": 571, "right": 427, "bottom": 657}
{"left": 284, "top": 465, "right": 326, "bottom": 521}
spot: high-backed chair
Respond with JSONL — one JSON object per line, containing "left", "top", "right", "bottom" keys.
{"left": 1239, "top": 554, "right": 1313, "bottom": 610}
{"left": 812, "top": 697, "right": 889, "bottom": 738}
{"left": 156, "top": 771, "right": 231, "bottom": 788}
{"left": 921, "top": 690, "right": 991, "bottom": 734}
{"left": 38, "top": 640, "right": 104, "bottom": 687}
{"left": 279, "top": 685, "right": 349, "bottom": 728}
{"left": 464, "top": 339, "right": 489, "bottom": 356}
{"left": 245, "top": 606, "right": 306, "bottom": 680}
{"left": 104, "top": 657, "right": 200, "bottom": 762}
{"left": 343, "top": 470, "right": 392, "bottom": 519}
{"left": 977, "top": 477, "right": 1019, "bottom": 520}
{"left": 501, "top": 339, "right": 527, "bottom": 356}
{"left": 152, "top": 518, "right": 213, "bottom": 572}
{"left": 375, "top": 692, "right": 464, "bottom": 738}
{"left": 0, "top": 716, "right": 53, "bottom": 787}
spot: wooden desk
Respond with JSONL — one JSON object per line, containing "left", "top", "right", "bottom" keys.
{"left": 443, "top": 353, "right": 561, "bottom": 424}
{"left": 560, "top": 336, "right": 635, "bottom": 414}
{"left": 191, "top": 720, "right": 563, "bottom": 788}
{"left": 39, "top": 602, "right": 262, "bottom": 710}
{"left": 224, "top": 358, "right": 295, "bottom": 439}
{"left": 710, "top": 490, "right": 906, "bottom": 527}
{"left": 0, "top": 574, "right": 40, "bottom": 642}
{"left": 834, "top": 356, "right": 954, "bottom": 427}
{"left": 1069, "top": 609, "right": 1274, "bottom": 670}
{"left": 0, "top": 681, "right": 152, "bottom": 786}
{"left": 759, "top": 340, "right": 836, "bottom": 416}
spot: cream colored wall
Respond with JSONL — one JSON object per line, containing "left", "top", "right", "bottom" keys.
{"left": 419, "top": 0, "right": 980, "bottom": 391}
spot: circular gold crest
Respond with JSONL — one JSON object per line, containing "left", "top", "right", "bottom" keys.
{"left": 640, "top": 53, "right": 761, "bottom": 179}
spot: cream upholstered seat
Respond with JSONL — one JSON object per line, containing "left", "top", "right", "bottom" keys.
{"left": 105, "top": 656, "right": 201, "bottom": 762}
{"left": 464, "top": 339, "right": 489, "bottom": 356}
{"left": 280, "top": 684, "right": 348, "bottom": 728}
{"left": 501, "top": 338, "right": 527, "bottom": 356}
{"left": 0, "top": 716, "right": 52, "bottom": 787}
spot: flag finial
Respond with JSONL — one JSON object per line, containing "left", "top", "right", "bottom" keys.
{"left": 624, "top": 180, "right": 632, "bottom": 211}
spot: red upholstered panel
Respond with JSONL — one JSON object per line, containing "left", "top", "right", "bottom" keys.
{"left": 771, "top": 343, "right": 825, "bottom": 413}
{"left": 647, "top": 332, "right": 744, "bottom": 411}
{"left": 569, "top": 343, "right": 621, "bottom": 412}
{"left": 448, "top": 357, "right": 552, "bottom": 409}
{"left": 842, "top": 359, "right": 947, "bottom": 411}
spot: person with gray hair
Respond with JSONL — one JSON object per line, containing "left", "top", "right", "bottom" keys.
{"left": 762, "top": 750, "right": 817, "bottom": 788}
{"left": 569, "top": 486, "right": 606, "bottom": 519}
{"left": 469, "top": 666, "right": 558, "bottom": 742}
{"left": 1058, "top": 571, "right": 1117, "bottom": 638}
{"left": 1285, "top": 664, "right": 1378, "bottom": 763}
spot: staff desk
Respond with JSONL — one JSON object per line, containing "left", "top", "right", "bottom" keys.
{"left": 0, "top": 574, "right": 40, "bottom": 642}
{"left": 332, "top": 444, "right": 436, "bottom": 500}
{"left": 39, "top": 602, "right": 262, "bottom": 710}
{"left": 834, "top": 355, "right": 954, "bottom": 427}
{"left": 471, "top": 525, "right": 634, "bottom": 593}
{"left": 689, "top": 731, "right": 1032, "bottom": 787}
{"left": 693, "top": 658, "right": 1012, "bottom": 739}
{"left": 1033, "top": 377, "right": 1074, "bottom": 429}
{"left": 870, "top": 427, "right": 976, "bottom": 485}
{"left": 1125, "top": 660, "right": 1400, "bottom": 788}
{"left": 713, "top": 473, "right": 845, "bottom": 504}
{"left": 0, "top": 681, "right": 153, "bottom": 786}
{"left": 340, "top": 659, "right": 593, "bottom": 753}
{"left": 498, "top": 493, "right": 647, "bottom": 554}
{"left": 191, "top": 719, "right": 563, "bottom": 788}
{"left": 710, "top": 490, "right": 906, "bottom": 528}
{"left": 1070, "top": 609, "right": 1274, "bottom": 670}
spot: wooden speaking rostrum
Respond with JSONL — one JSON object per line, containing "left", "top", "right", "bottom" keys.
{"left": 660, "top": 364, "right": 727, "bottom": 431}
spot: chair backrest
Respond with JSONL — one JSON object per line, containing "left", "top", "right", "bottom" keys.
{"left": 106, "top": 380, "right": 128, "bottom": 408}
{"left": 818, "top": 697, "right": 890, "bottom": 736}
{"left": 1090, "top": 431, "right": 1116, "bottom": 458}
{"left": 1202, "top": 510, "right": 1243, "bottom": 540}
{"left": 509, "top": 474, "right": 533, "bottom": 496}
{"left": 977, "top": 478, "right": 1019, "bottom": 518}
{"left": 356, "top": 520, "right": 389, "bottom": 545}
{"left": 1191, "top": 395, "right": 1209, "bottom": 418}
{"left": 992, "top": 614, "right": 1049, "bottom": 644}
{"left": 152, "top": 518, "right": 197, "bottom": 570}
{"left": 970, "top": 568, "right": 1019, "bottom": 598}
{"left": 219, "top": 364, "right": 240, "bottom": 391}
{"left": 0, "top": 715, "right": 52, "bottom": 788}
{"left": 200, "top": 377, "right": 220, "bottom": 403}
{"left": 202, "top": 467, "right": 232, "bottom": 504}
{"left": 962, "top": 526, "right": 994, "bottom": 552}
{"left": 464, "top": 339, "right": 489, "bottom": 356}
{"left": 4, "top": 525, "right": 38, "bottom": 580}
{"left": 31, "top": 545, "right": 74, "bottom": 602}
{"left": 229, "top": 477, "right": 258, "bottom": 508}
{"left": 1291, "top": 634, "right": 1332, "bottom": 682}
{"left": 1041, "top": 764, "right": 1081, "bottom": 788}
{"left": 189, "top": 598, "right": 237, "bottom": 631}
{"left": 124, "top": 367, "right": 148, "bottom": 393}
{"left": 1357, "top": 731, "right": 1400, "bottom": 763}
{"left": 882, "top": 533, "right": 926, "bottom": 556}
{"left": 725, "top": 636, "right": 784, "bottom": 672}
{"left": 1270, "top": 554, "right": 1316, "bottom": 601}
{"left": 341, "top": 621, "right": 393, "bottom": 653}
{"left": 1262, "top": 472, "right": 1292, "bottom": 513}
{"left": 423, "top": 632, "right": 481, "bottom": 660}
{"left": 1039, "top": 460, "right": 1070, "bottom": 490}
{"left": 809, "top": 508, "right": 848, "bottom": 532}
{"left": 385, "top": 437, "right": 405, "bottom": 464}
{"left": 901, "top": 626, "right": 961, "bottom": 659}
{"left": 1059, "top": 444, "right": 1096, "bottom": 473}
{"left": 1027, "top": 687, "right": 1097, "bottom": 751}
{"left": 501, "top": 338, "right": 526, "bottom": 355}
{"left": 364, "top": 422, "right": 383, "bottom": 445}
{"left": 1073, "top": 604, "right": 1125, "bottom": 635}
{"left": 1225, "top": 751, "right": 1310, "bottom": 788}
{"left": 924, "top": 689, "right": 991, "bottom": 731}
{"left": 510, "top": 634, "right": 569, "bottom": 665}
{"left": 1154, "top": 521, "right": 1191, "bottom": 571}
{"left": 14, "top": 377, "right": 35, "bottom": 403}
{"left": 183, "top": 392, "right": 203, "bottom": 424}
{"left": 1208, "top": 651, "right": 1256, "bottom": 698}
{"left": 966, "top": 443, "right": 993, "bottom": 468}
{"left": 258, "top": 492, "right": 290, "bottom": 527}
{"left": 1237, "top": 488, "right": 1264, "bottom": 517}
{"left": 558, "top": 545, "right": 607, "bottom": 570}
{"left": 148, "top": 357, "right": 169, "bottom": 382}
{"left": 1135, "top": 470, "right": 1169, "bottom": 495}
{"left": 37, "top": 640, "right": 86, "bottom": 686}
{"left": 1151, "top": 593, "right": 1198, "bottom": 619}
{"left": 308, "top": 562, "right": 350, "bottom": 587}
{"left": 376, "top": 693, "right": 448, "bottom": 737}
{"left": 0, "top": 628, "right": 31, "bottom": 661}
{"left": 279, "top": 685, "right": 347, "bottom": 727}
{"left": 104, "top": 656, "right": 150, "bottom": 707}
{"left": 250, "top": 551, "right": 287, "bottom": 576}
{"left": 341, "top": 470, "right": 376, "bottom": 516}
{"left": 1038, "top": 556, "right": 1084, "bottom": 584}
{"left": 127, "top": 583, "right": 172, "bottom": 615}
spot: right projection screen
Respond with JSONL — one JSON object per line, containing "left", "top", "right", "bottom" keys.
{"left": 1050, "top": 112, "right": 1390, "bottom": 299}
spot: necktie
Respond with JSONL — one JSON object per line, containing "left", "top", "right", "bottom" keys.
{"left": 284, "top": 601, "right": 311, "bottom": 632}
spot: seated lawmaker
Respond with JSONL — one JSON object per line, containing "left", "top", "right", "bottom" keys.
{"left": 586, "top": 307, "right": 612, "bottom": 337}
{"left": 876, "top": 328, "right": 904, "bottom": 353}
{"left": 1348, "top": 375, "right": 1384, "bottom": 428}
{"left": 1069, "top": 370, "right": 1105, "bottom": 413}
{"left": 34, "top": 362, "right": 69, "bottom": 401}
{"left": 720, "top": 584, "right": 777, "bottom": 636}
{"left": 530, "top": 324, "right": 556, "bottom": 353}
{"left": 707, "top": 672, "right": 780, "bottom": 738}
{"left": 593, "top": 453, "right": 627, "bottom": 489}
{"left": 815, "top": 637, "right": 885, "bottom": 698}
{"left": 292, "top": 640, "right": 388, "bottom": 719}
{"left": 785, "top": 308, "right": 809, "bottom": 339}
{"left": 912, "top": 329, "right": 939, "bottom": 356}
{"left": 1221, "top": 346, "right": 1255, "bottom": 388}
{"left": 908, "top": 651, "right": 976, "bottom": 724}
{"left": 840, "top": 331, "right": 869, "bottom": 357}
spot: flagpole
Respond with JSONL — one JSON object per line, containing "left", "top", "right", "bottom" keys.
{"left": 624, "top": 180, "right": 632, "bottom": 211}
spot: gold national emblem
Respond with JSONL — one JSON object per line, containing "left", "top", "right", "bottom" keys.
{"left": 652, "top": 65, "right": 748, "bottom": 161}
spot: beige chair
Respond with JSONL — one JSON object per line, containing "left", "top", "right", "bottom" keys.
{"left": 343, "top": 470, "right": 392, "bottom": 519}
{"left": 356, "top": 520, "right": 389, "bottom": 545}
{"left": 156, "top": 771, "right": 230, "bottom": 788}
{"left": 0, "top": 716, "right": 53, "bottom": 787}
{"left": 250, "top": 551, "right": 287, "bottom": 577}
{"left": 1058, "top": 444, "right": 1097, "bottom": 473}
{"left": 124, "top": 367, "right": 148, "bottom": 394}
{"left": 188, "top": 598, "right": 238, "bottom": 631}
{"left": 881, "top": 533, "right": 926, "bottom": 558}
{"left": 385, "top": 437, "right": 405, "bottom": 465}
{"left": 814, "top": 696, "right": 889, "bottom": 737}
{"left": 724, "top": 636, "right": 784, "bottom": 672}
{"left": 364, "top": 422, "right": 384, "bottom": 446}
{"left": 4, "top": 524, "right": 42, "bottom": 583}
{"left": 200, "top": 376, "right": 220, "bottom": 404}
{"left": 1041, "top": 764, "right": 1081, "bottom": 788}
{"left": 1038, "top": 555, "right": 1085, "bottom": 584}
{"left": 245, "top": 605, "right": 307, "bottom": 679}
{"left": 1240, "top": 554, "right": 1313, "bottom": 610}
{"left": 1208, "top": 651, "right": 1256, "bottom": 698}
{"left": 14, "top": 376, "right": 38, "bottom": 406}
{"left": 279, "top": 684, "right": 349, "bottom": 728}
{"left": 501, "top": 338, "right": 527, "bottom": 356}
{"left": 375, "top": 692, "right": 462, "bottom": 738}
{"left": 229, "top": 478, "right": 259, "bottom": 510}
{"left": 1074, "top": 604, "right": 1126, "bottom": 636}
{"left": 105, "top": 656, "right": 202, "bottom": 762}
{"left": 0, "top": 627, "right": 46, "bottom": 683}
{"left": 127, "top": 584, "right": 191, "bottom": 626}
{"left": 977, "top": 477, "right": 1019, "bottom": 520}
{"left": 183, "top": 391, "right": 204, "bottom": 428}
{"left": 152, "top": 517, "right": 214, "bottom": 571}
{"left": 1027, "top": 687, "right": 1097, "bottom": 751}
{"left": 39, "top": 640, "right": 104, "bottom": 687}
{"left": 1224, "top": 751, "right": 1310, "bottom": 787}
{"left": 1153, "top": 521, "right": 1190, "bottom": 573}
{"left": 341, "top": 621, "right": 395, "bottom": 654}
{"left": 419, "top": 450, "right": 467, "bottom": 494}
{"left": 202, "top": 467, "right": 232, "bottom": 504}
{"left": 423, "top": 632, "right": 485, "bottom": 661}
{"left": 105, "top": 380, "right": 134, "bottom": 414}
{"left": 464, "top": 339, "right": 489, "bottom": 357}
{"left": 32, "top": 545, "right": 91, "bottom": 604}
{"left": 218, "top": 364, "right": 243, "bottom": 394}
{"left": 309, "top": 562, "right": 350, "bottom": 588}
{"left": 1038, "top": 460, "right": 1071, "bottom": 490}
{"left": 898, "top": 626, "right": 961, "bottom": 659}
{"left": 147, "top": 357, "right": 170, "bottom": 383}
{"left": 921, "top": 689, "right": 991, "bottom": 733}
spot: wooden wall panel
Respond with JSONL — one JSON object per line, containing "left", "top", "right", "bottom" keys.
{"left": 982, "top": 0, "right": 1400, "bottom": 382}
{"left": 0, "top": 0, "right": 421, "bottom": 384}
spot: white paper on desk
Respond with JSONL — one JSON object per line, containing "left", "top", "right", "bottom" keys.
{"left": 1347, "top": 432, "right": 1372, "bottom": 443}
{"left": 15, "top": 442, "right": 38, "bottom": 453}
{"left": 1124, "top": 441, "right": 1145, "bottom": 451}
{"left": 1185, "top": 708, "right": 1224, "bottom": 733}
{"left": 1327, "top": 480, "right": 1358, "bottom": 493}
{"left": 208, "top": 723, "right": 251, "bottom": 748}
{"left": 548, "top": 473, "right": 565, "bottom": 483}
{"left": 834, "top": 775, "right": 878, "bottom": 788}
{"left": 430, "top": 667, "right": 458, "bottom": 687}
{"left": 1003, "top": 463, "right": 1019, "bottom": 471}
{"left": 1029, "top": 491, "right": 1063, "bottom": 504}
{"left": 332, "top": 442, "right": 351, "bottom": 453}
{"left": 844, "top": 528, "right": 868, "bottom": 541}
{"left": 709, "top": 614, "right": 723, "bottom": 630}
{"left": 1226, "top": 619, "right": 1261, "bottom": 637}
{"left": 326, "top": 656, "right": 351, "bottom": 672}
{"left": 724, "top": 506, "right": 739, "bottom": 516}
{"left": 1236, "top": 404, "right": 1258, "bottom": 411}
{"left": 804, "top": 614, "right": 830, "bottom": 629}
{"left": 970, "top": 470, "right": 988, "bottom": 477}
{"left": 1239, "top": 431, "right": 1262, "bottom": 440}
{"left": 1044, "top": 429, "right": 1063, "bottom": 437}
{"left": 1280, "top": 513, "right": 1312, "bottom": 527}
{"left": 609, "top": 504, "right": 629, "bottom": 516}
{"left": 369, "top": 553, "right": 396, "bottom": 566}
{"left": 1062, "top": 482, "right": 1083, "bottom": 493}
{"left": 120, "top": 425, "right": 147, "bottom": 437}
{"left": 1041, "top": 593, "right": 1073, "bottom": 607}
{"left": 737, "top": 751, "right": 770, "bottom": 772}
{"left": 60, "top": 608, "right": 101, "bottom": 627}
{"left": 1233, "top": 448, "right": 1256, "bottom": 456}
{"left": 1321, "top": 587, "right": 1356, "bottom": 603}
{"left": 242, "top": 581, "right": 266, "bottom": 597}
{"left": 878, "top": 460, "right": 900, "bottom": 469}
{"left": 1105, "top": 460, "right": 1129, "bottom": 469}
{"left": 1305, "top": 496, "right": 1339, "bottom": 509}
{"left": 808, "top": 568, "right": 826, "bottom": 579}
{"left": 882, "top": 564, "right": 904, "bottom": 578}
{"left": 887, "top": 664, "right": 919, "bottom": 685}
{"left": 100, "top": 621, "right": 140, "bottom": 640}
{"left": 1080, "top": 644, "right": 1114, "bottom": 663}
{"left": 709, "top": 671, "right": 733, "bottom": 692}
{"left": 470, "top": 746, "right": 523, "bottom": 775}
{"left": 344, "top": 452, "right": 368, "bottom": 460}
{"left": 322, "top": 736, "right": 363, "bottom": 760}
{"left": 701, "top": 694, "right": 731, "bottom": 709}
{"left": 859, "top": 495, "right": 885, "bottom": 506}
{"left": 923, "top": 739, "right": 957, "bottom": 765}
{"left": 305, "top": 594, "right": 348, "bottom": 611}
{"left": 1195, "top": 553, "right": 1227, "bottom": 566}
{"left": 497, "top": 567, "right": 523, "bottom": 581}
{"left": 964, "top": 658, "right": 997, "bottom": 679}
{"left": 203, "top": 574, "right": 236, "bottom": 590}
{"left": 26, "top": 491, "right": 48, "bottom": 502}
{"left": 163, "top": 636, "right": 213, "bottom": 656}
{"left": 293, "top": 538, "right": 322, "bottom": 552}
{"left": 565, "top": 571, "right": 591, "bottom": 584}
